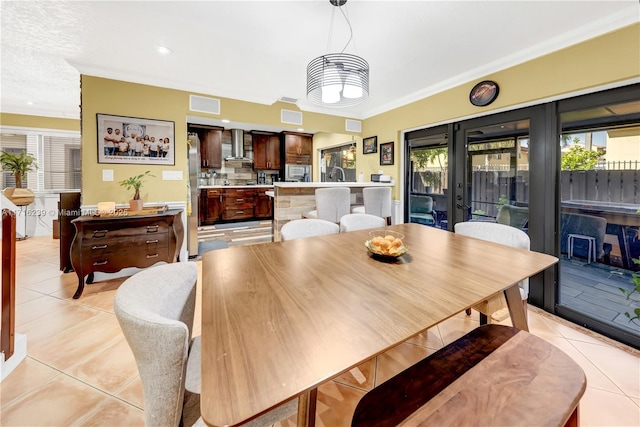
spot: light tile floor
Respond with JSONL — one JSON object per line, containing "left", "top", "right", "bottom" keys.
{"left": 2, "top": 236, "right": 640, "bottom": 426}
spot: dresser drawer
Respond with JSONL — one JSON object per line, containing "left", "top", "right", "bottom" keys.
{"left": 82, "top": 222, "right": 169, "bottom": 239}
{"left": 88, "top": 247, "right": 170, "bottom": 272}
{"left": 82, "top": 234, "right": 169, "bottom": 255}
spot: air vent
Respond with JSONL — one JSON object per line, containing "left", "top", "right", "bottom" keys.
{"left": 189, "top": 95, "right": 220, "bottom": 115}
{"left": 279, "top": 96, "right": 298, "bottom": 104}
{"left": 281, "top": 109, "right": 303, "bottom": 126}
{"left": 345, "top": 119, "right": 362, "bottom": 133}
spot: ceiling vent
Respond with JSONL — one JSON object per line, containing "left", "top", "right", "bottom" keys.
{"left": 189, "top": 95, "right": 220, "bottom": 115}
{"left": 345, "top": 119, "right": 362, "bottom": 133}
{"left": 281, "top": 109, "right": 303, "bottom": 126}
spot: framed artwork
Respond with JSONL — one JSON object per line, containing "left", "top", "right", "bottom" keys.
{"left": 363, "top": 136, "right": 377, "bottom": 154}
{"left": 469, "top": 80, "right": 499, "bottom": 107}
{"left": 380, "top": 141, "right": 394, "bottom": 165}
{"left": 97, "top": 113, "right": 175, "bottom": 165}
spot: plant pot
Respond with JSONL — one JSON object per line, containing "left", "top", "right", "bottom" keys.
{"left": 129, "top": 199, "right": 144, "bottom": 211}
{"left": 3, "top": 187, "right": 35, "bottom": 206}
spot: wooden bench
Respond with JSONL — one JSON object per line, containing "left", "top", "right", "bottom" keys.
{"left": 351, "top": 324, "right": 586, "bottom": 427}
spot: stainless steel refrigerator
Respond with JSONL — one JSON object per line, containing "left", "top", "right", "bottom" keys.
{"left": 187, "top": 132, "right": 200, "bottom": 258}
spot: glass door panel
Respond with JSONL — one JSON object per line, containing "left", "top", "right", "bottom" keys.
{"left": 408, "top": 132, "right": 448, "bottom": 229}
{"left": 465, "top": 120, "right": 530, "bottom": 229}
{"left": 558, "top": 99, "right": 640, "bottom": 338}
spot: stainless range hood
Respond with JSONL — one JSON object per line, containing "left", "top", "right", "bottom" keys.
{"left": 225, "top": 129, "right": 253, "bottom": 162}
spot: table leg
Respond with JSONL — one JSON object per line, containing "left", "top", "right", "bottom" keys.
{"left": 504, "top": 285, "right": 528, "bottom": 331}
{"left": 297, "top": 388, "right": 317, "bottom": 427}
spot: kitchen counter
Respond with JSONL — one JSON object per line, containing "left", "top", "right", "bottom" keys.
{"left": 199, "top": 185, "right": 274, "bottom": 189}
{"left": 271, "top": 181, "right": 395, "bottom": 241}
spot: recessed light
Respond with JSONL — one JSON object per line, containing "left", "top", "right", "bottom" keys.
{"left": 221, "top": 119, "right": 230, "bottom": 123}
{"left": 26, "top": 101, "right": 34, "bottom": 105}
{"left": 155, "top": 45, "right": 172, "bottom": 55}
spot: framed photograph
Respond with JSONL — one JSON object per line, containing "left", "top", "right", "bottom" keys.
{"left": 97, "top": 113, "right": 175, "bottom": 165}
{"left": 363, "top": 136, "right": 377, "bottom": 154}
{"left": 469, "top": 80, "right": 499, "bottom": 107}
{"left": 380, "top": 142, "right": 394, "bottom": 165}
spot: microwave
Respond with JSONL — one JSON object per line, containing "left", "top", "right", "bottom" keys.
{"left": 285, "top": 164, "right": 311, "bottom": 181}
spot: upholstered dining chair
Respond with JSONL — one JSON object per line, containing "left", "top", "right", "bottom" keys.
{"left": 305, "top": 187, "right": 351, "bottom": 223}
{"left": 340, "top": 213, "right": 386, "bottom": 232}
{"left": 114, "top": 262, "right": 297, "bottom": 427}
{"left": 352, "top": 187, "right": 392, "bottom": 224}
{"left": 454, "top": 221, "right": 530, "bottom": 323}
{"left": 281, "top": 218, "right": 340, "bottom": 241}
{"left": 409, "top": 194, "right": 437, "bottom": 227}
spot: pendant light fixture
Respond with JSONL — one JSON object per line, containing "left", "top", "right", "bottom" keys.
{"left": 307, "top": 0, "right": 369, "bottom": 107}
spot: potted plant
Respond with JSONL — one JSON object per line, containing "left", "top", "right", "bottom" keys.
{"left": 0, "top": 150, "right": 38, "bottom": 206}
{"left": 119, "top": 170, "right": 154, "bottom": 211}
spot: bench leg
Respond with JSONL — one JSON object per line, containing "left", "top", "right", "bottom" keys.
{"left": 505, "top": 285, "right": 528, "bottom": 331}
{"left": 564, "top": 405, "right": 579, "bottom": 427}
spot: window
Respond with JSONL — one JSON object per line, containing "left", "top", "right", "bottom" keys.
{"left": 320, "top": 143, "right": 357, "bottom": 182}
{"left": 0, "top": 128, "right": 81, "bottom": 191}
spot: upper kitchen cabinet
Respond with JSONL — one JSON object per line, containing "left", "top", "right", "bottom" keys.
{"left": 192, "top": 125, "right": 223, "bottom": 169}
{"left": 283, "top": 132, "right": 312, "bottom": 165}
{"left": 251, "top": 131, "right": 281, "bottom": 170}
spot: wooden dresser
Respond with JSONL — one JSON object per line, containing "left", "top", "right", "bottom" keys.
{"left": 70, "top": 209, "right": 184, "bottom": 299}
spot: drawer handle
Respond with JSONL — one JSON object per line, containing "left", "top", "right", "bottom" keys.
{"left": 91, "top": 244, "right": 108, "bottom": 250}
{"left": 147, "top": 225, "right": 159, "bottom": 232}
{"left": 92, "top": 230, "right": 109, "bottom": 237}
{"left": 236, "top": 211, "right": 245, "bottom": 214}
{"left": 93, "top": 260, "right": 108, "bottom": 266}
{"left": 146, "top": 253, "right": 159, "bottom": 258}
{"left": 236, "top": 199, "right": 244, "bottom": 202}
{"left": 146, "top": 239, "right": 159, "bottom": 244}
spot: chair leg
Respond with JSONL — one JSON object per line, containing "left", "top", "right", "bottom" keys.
{"left": 523, "top": 299, "right": 528, "bottom": 322}
{"left": 465, "top": 308, "right": 471, "bottom": 316}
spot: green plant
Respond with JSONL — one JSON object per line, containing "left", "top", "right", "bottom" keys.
{"left": 619, "top": 259, "right": 640, "bottom": 325}
{"left": 119, "top": 171, "right": 154, "bottom": 200}
{"left": 496, "top": 194, "right": 509, "bottom": 212}
{"left": 0, "top": 150, "right": 38, "bottom": 188}
{"left": 561, "top": 145, "right": 603, "bottom": 170}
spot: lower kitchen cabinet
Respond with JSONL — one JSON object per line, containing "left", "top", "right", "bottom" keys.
{"left": 201, "top": 189, "right": 222, "bottom": 225}
{"left": 254, "top": 192, "right": 273, "bottom": 219}
{"left": 222, "top": 189, "right": 255, "bottom": 221}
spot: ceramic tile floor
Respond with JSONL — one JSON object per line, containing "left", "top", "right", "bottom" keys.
{"left": 2, "top": 236, "right": 640, "bottom": 426}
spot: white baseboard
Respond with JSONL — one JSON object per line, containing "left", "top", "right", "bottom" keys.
{"left": 1, "top": 333, "right": 27, "bottom": 382}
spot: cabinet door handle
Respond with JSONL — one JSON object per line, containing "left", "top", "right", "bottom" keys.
{"left": 236, "top": 198, "right": 244, "bottom": 202}
{"left": 146, "top": 225, "right": 159, "bottom": 232}
{"left": 146, "top": 253, "right": 159, "bottom": 258}
{"left": 93, "top": 260, "right": 108, "bottom": 266}
{"left": 91, "top": 244, "right": 108, "bottom": 250}
{"left": 92, "top": 230, "right": 109, "bottom": 238}
{"left": 236, "top": 211, "right": 244, "bottom": 214}
{"left": 146, "top": 239, "right": 159, "bottom": 244}
{"left": 219, "top": 195, "right": 222, "bottom": 202}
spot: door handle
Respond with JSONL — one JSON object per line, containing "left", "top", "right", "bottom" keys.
{"left": 456, "top": 204, "right": 471, "bottom": 210}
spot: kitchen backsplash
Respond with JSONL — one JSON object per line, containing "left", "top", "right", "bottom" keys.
{"left": 202, "top": 130, "right": 280, "bottom": 185}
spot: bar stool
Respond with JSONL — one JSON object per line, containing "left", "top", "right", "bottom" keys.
{"left": 305, "top": 187, "right": 351, "bottom": 223}
{"left": 352, "top": 187, "right": 392, "bottom": 225}
{"left": 567, "top": 233, "right": 596, "bottom": 264}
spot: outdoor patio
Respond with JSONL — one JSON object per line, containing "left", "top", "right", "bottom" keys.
{"left": 559, "top": 255, "right": 640, "bottom": 337}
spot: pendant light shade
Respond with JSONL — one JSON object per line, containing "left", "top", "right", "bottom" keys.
{"left": 307, "top": 53, "right": 369, "bottom": 107}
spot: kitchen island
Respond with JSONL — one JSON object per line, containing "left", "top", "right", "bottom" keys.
{"left": 271, "top": 181, "right": 395, "bottom": 241}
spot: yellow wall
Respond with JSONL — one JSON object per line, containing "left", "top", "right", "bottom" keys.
{"left": 364, "top": 23, "right": 640, "bottom": 199}
{"left": 0, "top": 113, "right": 80, "bottom": 131}
{"left": 13, "top": 22, "right": 640, "bottom": 205}
{"left": 81, "top": 76, "right": 360, "bottom": 205}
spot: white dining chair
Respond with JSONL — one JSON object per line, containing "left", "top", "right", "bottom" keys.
{"left": 114, "top": 262, "right": 297, "bottom": 427}
{"left": 454, "top": 221, "right": 530, "bottom": 323}
{"left": 281, "top": 218, "right": 340, "bottom": 241}
{"left": 339, "top": 213, "right": 386, "bottom": 232}
{"left": 305, "top": 187, "right": 351, "bottom": 223}
{"left": 352, "top": 187, "right": 392, "bottom": 224}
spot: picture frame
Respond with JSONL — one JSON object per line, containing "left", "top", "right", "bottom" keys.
{"left": 363, "top": 136, "right": 377, "bottom": 154}
{"left": 380, "top": 142, "right": 394, "bottom": 165}
{"left": 97, "top": 113, "right": 175, "bottom": 165}
{"left": 469, "top": 80, "right": 499, "bottom": 107}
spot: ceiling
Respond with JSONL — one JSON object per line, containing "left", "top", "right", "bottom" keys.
{"left": 1, "top": 1, "right": 638, "bottom": 121}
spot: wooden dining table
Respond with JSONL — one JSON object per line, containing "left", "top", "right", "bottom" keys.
{"left": 200, "top": 223, "right": 558, "bottom": 427}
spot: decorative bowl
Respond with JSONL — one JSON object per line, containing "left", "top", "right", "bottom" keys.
{"left": 365, "top": 230, "right": 408, "bottom": 259}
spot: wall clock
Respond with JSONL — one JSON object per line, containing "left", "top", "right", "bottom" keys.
{"left": 469, "top": 80, "right": 499, "bottom": 107}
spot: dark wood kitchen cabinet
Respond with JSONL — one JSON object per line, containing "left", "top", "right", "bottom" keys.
{"left": 222, "top": 189, "right": 255, "bottom": 221}
{"left": 192, "top": 125, "right": 223, "bottom": 169}
{"left": 251, "top": 131, "right": 281, "bottom": 170}
{"left": 200, "top": 189, "right": 222, "bottom": 225}
{"left": 254, "top": 191, "right": 273, "bottom": 219}
{"left": 283, "top": 131, "right": 312, "bottom": 165}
